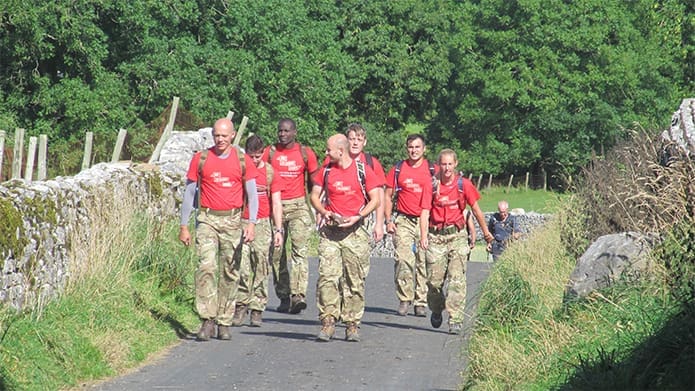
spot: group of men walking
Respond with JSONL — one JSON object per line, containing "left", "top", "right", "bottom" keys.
{"left": 179, "top": 117, "right": 507, "bottom": 342}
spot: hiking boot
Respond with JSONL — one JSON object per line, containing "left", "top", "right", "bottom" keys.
{"left": 277, "top": 297, "right": 291, "bottom": 313}
{"left": 249, "top": 310, "right": 263, "bottom": 327}
{"left": 345, "top": 322, "right": 360, "bottom": 342}
{"left": 196, "top": 319, "right": 215, "bottom": 341}
{"left": 217, "top": 325, "right": 232, "bottom": 340}
{"left": 449, "top": 323, "right": 463, "bottom": 335}
{"left": 231, "top": 304, "right": 248, "bottom": 326}
{"left": 414, "top": 305, "right": 427, "bottom": 317}
{"left": 430, "top": 311, "right": 443, "bottom": 329}
{"left": 316, "top": 316, "right": 336, "bottom": 342}
{"left": 396, "top": 301, "right": 410, "bottom": 316}
{"left": 289, "top": 294, "right": 307, "bottom": 314}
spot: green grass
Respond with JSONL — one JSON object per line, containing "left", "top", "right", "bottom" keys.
{"left": 464, "top": 214, "right": 695, "bottom": 390}
{"left": 476, "top": 186, "right": 566, "bottom": 214}
{"left": 0, "top": 217, "right": 198, "bottom": 391}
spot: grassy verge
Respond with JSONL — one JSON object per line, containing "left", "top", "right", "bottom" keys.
{"left": 0, "top": 214, "right": 198, "bottom": 390}
{"left": 463, "top": 215, "right": 694, "bottom": 389}
{"left": 476, "top": 186, "right": 565, "bottom": 214}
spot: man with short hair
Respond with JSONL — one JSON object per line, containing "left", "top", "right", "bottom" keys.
{"left": 231, "top": 135, "right": 284, "bottom": 327}
{"left": 425, "top": 149, "right": 494, "bottom": 335}
{"left": 345, "top": 123, "right": 386, "bottom": 245}
{"left": 263, "top": 118, "right": 319, "bottom": 314}
{"left": 179, "top": 118, "right": 259, "bottom": 341}
{"left": 487, "top": 200, "right": 520, "bottom": 261}
{"left": 310, "top": 134, "right": 381, "bottom": 342}
{"left": 384, "top": 134, "right": 434, "bottom": 317}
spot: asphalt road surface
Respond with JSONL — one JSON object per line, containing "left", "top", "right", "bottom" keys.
{"left": 92, "top": 257, "right": 491, "bottom": 391}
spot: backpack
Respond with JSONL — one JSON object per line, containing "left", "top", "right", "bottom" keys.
{"left": 196, "top": 146, "right": 246, "bottom": 208}
{"left": 392, "top": 159, "right": 437, "bottom": 206}
{"left": 321, "top": 160, "right": 368, "bottom": 206}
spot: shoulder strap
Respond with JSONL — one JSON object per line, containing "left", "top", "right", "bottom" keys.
{"left": 298, "top": 143, "right": 309, "bottom": 168}
{"left": 321, "top": 165, "right": 332, "bottom": 205}
{"left": 393, "top": 160, "right": 404, "bottom": 205}
{"left": 234, "top": 146, "right": 245, "bottom": 179}
{"left": 266, "top": 145, "right": 276, "bottom": 164}
{"left": 364, "top": 152, "right": 374, "bottom": 169}
{"left": 356, "top": 159, "right": 368, "bottom": 202}
{"left": 265, "top": 163, "right": 274, "bottom": 195}
{"left": 428, "top": 160, "right": 438, "bottom": 193}
{"left": 196, "top": 149, "right": 209, "bottom": 208}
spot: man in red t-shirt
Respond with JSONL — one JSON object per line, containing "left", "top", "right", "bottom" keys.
{"left": 310, "top": 134, "right": 381, "bottom": 342}
{"left": 231, "top": 135, "right": 284, "bottom": 327}
{"left": 262, "top": 118, "right": 319, "bottom": 314}
{"left": 425, "top": 148, "right": 493, "bottom": 335}
{"left": 384, "top": 134, "right": 434, "bottom": 317}
{"left": 345, "top": 123, "right": 386, "bottom": 245}
{"left": 179, "top": 118, "right": 260, "bottom": 341}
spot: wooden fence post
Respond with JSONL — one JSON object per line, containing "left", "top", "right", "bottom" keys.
{"left": 468, "top": 173, "right": 473, "bottom": 180}
{"left": 82, "top": 131, "right": 94, "bottom": 170}
{"left": 507, "top": 174, "right": 514, "bottom": 191}
{"left": 476, "top": 174, "right": 483, "bottom": 189}
{"left": 149, "top": 96, "right": 180, "bottom": 164}
{"left": 111, "top": 128, "right": 127, "bottom": 163}
{"left": 487, "top": 173, "right": 493, "bottom": 189}
{"left": 542, "top": 168, "right": 547, "bottom": 191}
{"left": 25, "top": 136, "right": 37, "bottom": 181}
{"left": 11, "top": 128, "right": 24, "bottom": 179}
{"left": 525, "top": 172, "right": 530, "bottom": 190}
{"left": 0, "top": 130, "right": 5, "bottom": 180}
{"left": 38, "top": 135, "right": 48, "bottom": 181}
{"left": 226, "top": 111, "right": 234, "bottom": 120}
{"left": 233, "top": 115, "right": 249, "bottom": 146}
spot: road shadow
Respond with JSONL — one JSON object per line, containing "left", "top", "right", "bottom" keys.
{"left": 361, "top": 319, "right": 447, "bottom": 334}
{"left": 239, "top": 330, "right": 316, "bottom": 341}
{"left": 149, "top": 309, "right": 192, "bottom": 339}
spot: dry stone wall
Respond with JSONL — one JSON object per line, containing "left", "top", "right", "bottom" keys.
{"left": 1, "top": 127, "right": 550, "bottom": 311}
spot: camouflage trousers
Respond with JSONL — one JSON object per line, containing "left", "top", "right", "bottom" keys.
{"left": 194, "top": 209, "right": 244, "bottom": 326}
{"left": 233, "top": 218, "right": 275, "bottom": 312}
{"left": 271, "top": 197, "right": 313, "bottom": 299}
{"left": 425, "top": 229, "right": 470, "bottom": 324}
{"left": 316, "top": 223, "right": 370, "bottom": 324}
{"left": 392, "top": 214, "right": 427, "bottom": 306}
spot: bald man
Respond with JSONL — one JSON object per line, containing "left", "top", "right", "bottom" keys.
{"left": 310, "top": 134, "right": 382, "bottom": 342}
{"left": 179, "top": 118, "right": 260, "bottom": 341}
{"left": 486, "top": 200, "right": 520, "bottom": 261}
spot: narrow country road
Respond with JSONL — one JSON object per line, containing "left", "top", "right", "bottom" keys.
{"left": 92, "top": 257, "right": 491, "bottom": 391}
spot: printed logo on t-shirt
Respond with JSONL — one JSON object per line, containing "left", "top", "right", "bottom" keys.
{"left": 211, "top": 171, "right": 233, "bottom": 187}
{"left": 333, "top": 181, "right": 356, "bottom": 195}
{"left": 277, "top": 155, "right": 302, "bottom": 178}
{"left": 402, "top": 178, "right": 422, "bottom": 193}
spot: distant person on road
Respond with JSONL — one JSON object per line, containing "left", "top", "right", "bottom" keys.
{"left": 179, "top": 118, "right": 259, "bottom": 341}
{"left": 384, "top": 134, "right": 434, "bottom": 317}
{"left": 310, "top": 134, "right": 381, "bottom": 342}
{"left": 231, "top": 135, "right": 284, "bottom": 328}
{"left": 424, "top": 149, "right": 494, "bottom": 335}
{"left": 487, "top": 200, "right": 520, "bottom": 261}
{"left": 263, "top": 118, "right": 320, "bottom": 315}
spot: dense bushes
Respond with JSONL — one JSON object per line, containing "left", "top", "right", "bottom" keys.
{"left": 1, "top": 0, "right": 691, "bottom": 182}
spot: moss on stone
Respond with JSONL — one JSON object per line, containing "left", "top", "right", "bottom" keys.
{"left": 146, "top": 171, "right": 164, "bottom": 199}
{"left": 0, "top": 197, "right": 28, "bottom": 263}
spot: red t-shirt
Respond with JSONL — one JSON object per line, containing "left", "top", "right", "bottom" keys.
{"left": 430, "top": 175, "right": 481, "bottom": 225}
{"left": 312, "top": 160, "right": 382, "bottom": 217}
{"left": 322, "top": 152, "right": 386, "bottom": 184}
{"left": 243, "top": 163, "right": 284, "bottom": 219}
{"left": 385, "top": 160, "right": 434, "bottom": 215}
{"left": 262, "top": 143, "right": 319, "bottom": 200}
{"left": 186, "top": 147, "right": 259, "bottom": 210}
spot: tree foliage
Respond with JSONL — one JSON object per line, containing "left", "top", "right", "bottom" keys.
{"left": 0, "top": 0, "right": 691, "bottom": 182}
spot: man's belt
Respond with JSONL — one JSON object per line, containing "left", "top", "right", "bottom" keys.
{"left": 428, "top": 225, "right": 459, "bottom": 235}
{"left": 281, "top": 196, "right": 307, "bottom": 205}
{"left": 201, "top": 208, "right": 241, "bottom": 217}
{"left": 395, "top": 211, "right": 419, "bottom": 223}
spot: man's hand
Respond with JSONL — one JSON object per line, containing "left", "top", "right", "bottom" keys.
{"left": 243, "top": 224, "right": 256, "bottom": 243}
{"left": 386, "top": 221, "right": 396, "bottom": 234}
{"left": 373, "top": 223, "right": 384, "bottom": 243}
{"left": 179, "top": 226, "right": 192, "bottom": 246}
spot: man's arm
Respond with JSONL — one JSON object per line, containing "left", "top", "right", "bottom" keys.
{"left": 243, "top": 179, "right": 258, "bottom": 242}
{"left": 179, "top": 180, "right": 197, "bottom": 246}
{"left": 470, "top": 201, "right": 493, "bottom": 244}
{"left": 385, "top": 187, "right": 395, "bottom": 234}
{"left": 419, "top": 208, "right": 430, "bottom": 250}
{"left": 271, "top": 190, "right": 283, "bottom": 247}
